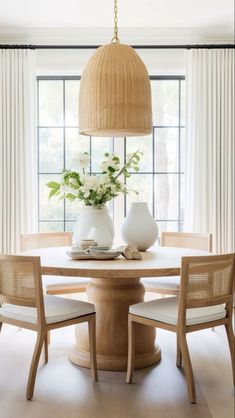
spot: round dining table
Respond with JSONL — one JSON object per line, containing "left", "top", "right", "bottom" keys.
{"left": 23, "top": 246, "right": 208, "bottom": 371}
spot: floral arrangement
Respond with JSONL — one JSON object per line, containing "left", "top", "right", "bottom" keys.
{"left": 47, "top": 151, "right": 142, "bottom": 208}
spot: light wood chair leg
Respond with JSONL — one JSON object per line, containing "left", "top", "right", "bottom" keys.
{"left": 88, "top": 315, "right": 98, "bottom": 381}
{"left": 126, "top": 316, "right": 135, "bottom": 384}
{"left": 176, "top": 333, "right": 182, "bottom": 367}
{"left": 44, "top": 332, "right": 49, "bottom": 364}
{"left": 47, "top": 330, "right": 51, "bottom": 345}
{"left": 26, "top": 332, "right": 44, "bottom": 401}
{"left": 225, "top": 323, "right": 235, "bottom": 385}
{"left": 179, "top": 334, "right": 196, "bottom": 403}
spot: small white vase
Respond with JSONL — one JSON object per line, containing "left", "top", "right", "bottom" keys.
{"left": 75, "top": 205, "right": 114, "bottom": 247}
{"left": 88, "top": 226, "right": 113, "bottom": 248}
{"left": 121, "top": 202, "right": 158, "bottom": 251}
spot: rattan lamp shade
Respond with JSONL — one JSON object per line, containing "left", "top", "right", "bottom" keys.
{"left": 79, "top": 43, "right": 152, "bottom": 137}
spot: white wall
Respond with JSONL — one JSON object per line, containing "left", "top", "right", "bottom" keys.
{"left": 36, "top": 48, "right": 186, "bottom": 76}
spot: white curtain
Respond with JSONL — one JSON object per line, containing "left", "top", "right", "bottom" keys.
{"left": 184, "top": 49, "right": 234, "bottom": 253}
{"left": 0, "top": 49, "right": 37, "bottom": 254}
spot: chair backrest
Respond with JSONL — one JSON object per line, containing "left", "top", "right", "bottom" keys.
{"left": 0, "top": 255, "right": 45, "bottom": 324}
{"left": 161, "top": 232, "right": 212, "bottom": 252}
{"left": 179, "top": 254, "right": 235, "bottom": 320}
{"left": 21, "top": 232, "right": 73, "bottom": 251}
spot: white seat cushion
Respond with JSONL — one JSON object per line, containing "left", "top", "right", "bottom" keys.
{"left": 42, "top": 275, "right": 90, "bottom": 290}
{"left": 0, "top": 295, "right": 95, "bottom": 325}
{"left": 129, "top": 297, "right": 226, "bottom": 326}
{"left": 141, "top": 276, "right": 180, "bottom": 291}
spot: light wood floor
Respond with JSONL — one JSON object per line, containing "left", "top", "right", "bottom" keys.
{"left": 0, "top": 300, "right": 234, "bottom": 418}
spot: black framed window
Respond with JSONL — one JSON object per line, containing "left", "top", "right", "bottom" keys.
{"left": 37, "top": 76, "right": 185, "bottom": 234}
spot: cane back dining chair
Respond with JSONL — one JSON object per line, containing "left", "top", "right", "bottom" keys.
{"left": 142, "top": 232, "right": 212, "bottom": 295}
{"left": 21, "top": 232, "right": 90, "bottom": 295}
{"left": 0, "top": 254, "right": 97, "bottom": 400}
{"left": 127, "top": 253, "right": 235, "bottom": 403}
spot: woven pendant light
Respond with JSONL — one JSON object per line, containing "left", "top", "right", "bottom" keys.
{"left": 79, "top": 2, "right": 152, "bottom": 137}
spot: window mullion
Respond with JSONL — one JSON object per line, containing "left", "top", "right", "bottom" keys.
{"left": 113, "top": 137, "right": 125, "bottom": 245}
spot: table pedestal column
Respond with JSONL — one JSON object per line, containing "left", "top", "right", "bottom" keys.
{"left": 69, "top": 277, "right": 161, "bottom": 371}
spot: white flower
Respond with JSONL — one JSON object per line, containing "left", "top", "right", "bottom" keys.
{"left": 110, "top": 184, "right": 118, "bottom": 194}
{"left": 98, "top": 173, "right": 110, "bottom": 185}
{"left": 77, "top": 152, "right": 90, "bottom": 170}
{"left": 83, "top": 175, "right": 99, "bottom": 191}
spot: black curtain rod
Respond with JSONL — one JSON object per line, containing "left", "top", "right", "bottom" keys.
{"left": 0, "top": 43, "right": 234, "bottom": 50}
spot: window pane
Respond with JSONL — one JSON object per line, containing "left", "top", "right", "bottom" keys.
{"left": 154, "top": 174, "right": 179, "bottom": 219}
{"left": 39, "top": 222, "right": 64, "bottom": 232}
{"left": 126, "top": 174, "right": 153, "bottom": 215}
{"left": 180, "top": 80, "right": 185, "bottom": 126}
{"left": 39, "top": 174, "right": 64, "bottom": 220}
{"left": 65, "top": 128, "right": 90, "bottom": 170}
{"left": 180, "top": 128, "right": 185, "bottom": 172}
{"left": 39, "top": 80, "right": 63, "bottom": 126}
{"left": 91, "top": 138, "right": 112, "bottom": 172}
{"left": 39, "top": 128, "right": 63, "bottom": 173}
{"left": 180, "top": 174, "right": 184, "bottom": 221}
{"left": 152, "top": 80, "right": 179, "bottom": 126}
{"left": 65, "top": 80, "right": 80, "bottom": 126}
{"left": 126, "top": 135, "right": 153, "bottom": 172}
{"left": 157, "top": 221, "right": 179, "bottom": 235}
{"left": 65, "top": 199, "right": 82, "bottom": 221}
{"left": 37, "top": 76, "right": 185, "bottom": 235}
{"left": 154, "top": 128, "right": 178, "bottom": 172}
{"left": 65, "top": 221, "right": 77, "bottom": 233}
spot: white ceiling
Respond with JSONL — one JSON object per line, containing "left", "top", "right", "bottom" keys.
{"left": 0, "top": 0, "right": 234, "bottom": 32}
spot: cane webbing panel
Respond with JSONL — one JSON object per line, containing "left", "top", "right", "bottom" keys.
{"left": 0, "top": 259, "right": 36, "bottom": 304}
{"left": 184, "top": 257, "right": 234, "bottom": 306}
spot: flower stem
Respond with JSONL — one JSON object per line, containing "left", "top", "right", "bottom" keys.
{"left": 114, "top": 151, "right": 139, "bottom": 180}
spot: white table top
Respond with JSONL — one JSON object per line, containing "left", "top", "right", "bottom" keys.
{"left": 22, "top": 246, "right": 209, "bottom": 279}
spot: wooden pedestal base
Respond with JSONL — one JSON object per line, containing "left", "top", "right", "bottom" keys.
{"left": 69, "top": 277, "right": 161, "bottom": 371}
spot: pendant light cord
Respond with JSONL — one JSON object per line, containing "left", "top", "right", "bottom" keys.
{"left": 111, "top": 0, "right": 120, "bottom": 44}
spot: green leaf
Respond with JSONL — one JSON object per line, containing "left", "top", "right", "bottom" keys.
{"left": 108, "top": 166, "right": 115, "bottom": 172}
{"left": 105, "top": 153, "right": 110, "bottom": 157}
{"left": 49, "top": 188, "right": 59, "bottom": 198}
{"left": 66, "top": 193, "right": 76, "bottom": 200}
{"left": 47, "top": 181, "right": 60, "bottom": 190}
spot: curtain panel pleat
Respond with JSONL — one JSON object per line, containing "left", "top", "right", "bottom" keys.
{"left": 185, "top": 49, "right": 234, "bottom": 253}
{"left": 0, "top": 49, "right": 37, "bottom": 253}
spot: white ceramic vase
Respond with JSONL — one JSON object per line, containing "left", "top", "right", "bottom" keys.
{"left": 121, "top": 202, "right": 158, "bottom": 251}
{"left": 75, "top": 205, "right": 114, "bottom": 248}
